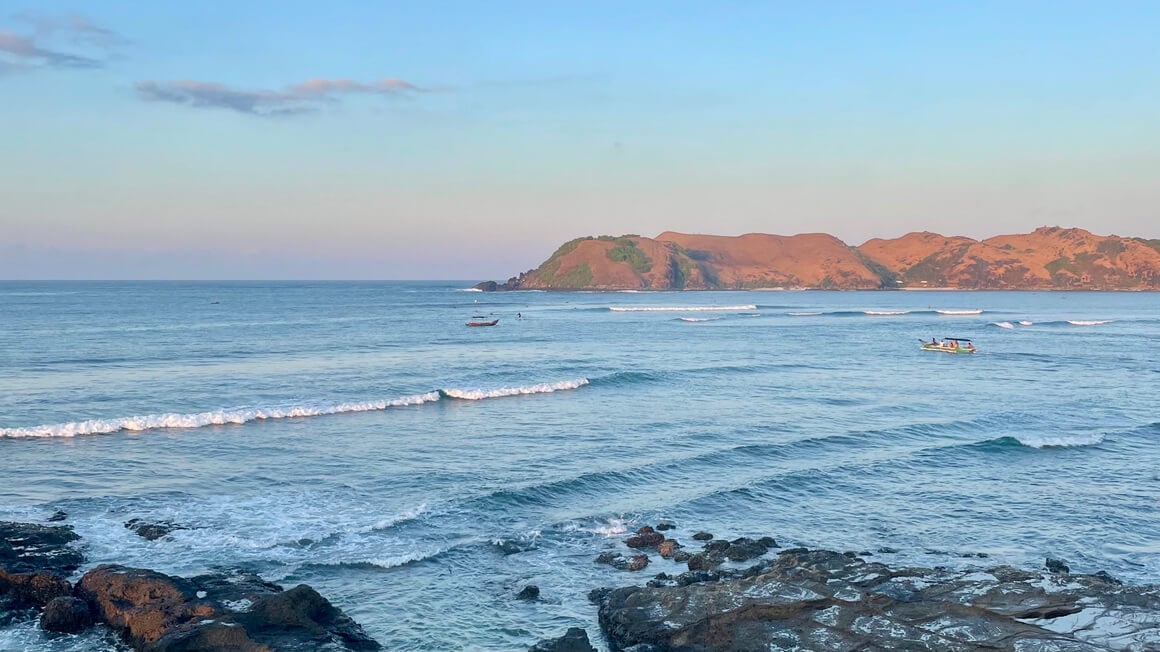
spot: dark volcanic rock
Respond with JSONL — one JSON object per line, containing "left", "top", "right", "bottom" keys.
{"left": 594, "top": 547, "right": 1160, "bottom": 651}
{"left": 47, "top": 511, "right": 67, "bottom": 523}
{"left": 724, "top": 536, "right": 772, "bottom": 562}
{"left": 655, "top": 522, "right": 675, "bottom": 532}
{"left": 517, "top": 585, "right": 540, "bottom": 601}
{"left": 657, "top": 539, "right": 681, "bottom": 559}
{"left": 528, "top": 627, "right": 597, "bottom": 652}
{"left": 625, "top": 526, "right": 664, "bottom": 549}
{"left": 39, "top": 596, "right": 94, "bottom": 633}
{"left": 124, "top": 518, "right": 187, "bottom": 541}
{"left": 77, "top": 564, "right": 380, "bottom": 651}
{"left": 691, "top": 532, "right": 713, "bottom": 541}
{"left": 473, "top": 280, "right": 499, "bottom": 292}
{"left": 0, "top": 521, "right": 83, "bottom": 574}
{"left": 1045, "top": 557, "right": 1070, "bottom": 574}
{"left": 1, "top": 521, "right": 83, "bottom": 618}
{"left": 626, "top": 555, "right": 649, "bottom": 572}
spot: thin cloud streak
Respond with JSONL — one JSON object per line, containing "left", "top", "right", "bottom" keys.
{"left": 135, "top": 77, "right": 427, "bottom": 116}
{"left": 0, "top": 29, "right": 101, "bottom": 68}
{"left": 0, "top": 13, "right": 122, "bottom": 72}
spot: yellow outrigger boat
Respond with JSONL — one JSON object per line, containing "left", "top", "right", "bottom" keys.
{"left": 921, "top": 337, "right": 976, "bottom": 354}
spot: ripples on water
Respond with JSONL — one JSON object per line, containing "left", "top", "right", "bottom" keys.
{"left": 1, "top": 282, "right": 1158, "bottom": 650}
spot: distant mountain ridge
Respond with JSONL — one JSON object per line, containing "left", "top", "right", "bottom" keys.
{"left": 477, "top": 227, "right": 1160, "bottom": 290}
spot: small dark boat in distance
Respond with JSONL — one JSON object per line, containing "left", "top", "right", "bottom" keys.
{"left": 466, "top": 315, "right": 499, "bottom": 327}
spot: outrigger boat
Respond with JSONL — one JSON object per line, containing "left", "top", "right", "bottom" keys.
{"left": 466, "top": 315, "right": 499, "bottom": 327}
{"left": 921, "top": 337, "right": 975, "bottom": 354}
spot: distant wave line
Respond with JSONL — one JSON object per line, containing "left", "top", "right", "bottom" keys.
{"left": 1, "top": 379, "right": 589, "bottom": 438}
{"left": 608, "top": 305, "right": 757, "bottom": 312}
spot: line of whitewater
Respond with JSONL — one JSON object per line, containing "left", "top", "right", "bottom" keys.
{"left": 609, "top": 304, "right": 756, "bottom": 312}
{"left": 0, "top": 379, "right": 589, "bottom": 439}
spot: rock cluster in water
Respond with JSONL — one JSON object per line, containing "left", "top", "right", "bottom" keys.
{"left": 528, "top": 523, "right": 1160, "bottom": 651}
{"left": 1, "top": 520, "right": 381, "bottom": 651}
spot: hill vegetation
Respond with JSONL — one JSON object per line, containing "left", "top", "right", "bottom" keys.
{"left": 482, "top": 227, "right": 1160, "bottom": 291}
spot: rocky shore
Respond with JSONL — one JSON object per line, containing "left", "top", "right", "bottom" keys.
{"left": 529, "top": 524, "right": 1160, "bottom": 652}
{"left": 1, "top": 520, "right": 380, "bottom": 651}
{"left": 8, "top": 518, "right": 1160, "bottom": 651}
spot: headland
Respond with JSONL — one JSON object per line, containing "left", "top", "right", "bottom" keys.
{"left": 476, "top": 227, "right": 1160, "bottom": 291}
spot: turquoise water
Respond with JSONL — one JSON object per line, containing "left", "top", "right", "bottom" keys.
{"left": 2, "top": 282, "right": 1158, "bottom": 650}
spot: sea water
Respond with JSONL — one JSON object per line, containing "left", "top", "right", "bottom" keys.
{"left": 1, "top": 282, "right": 1158, "bottom": 650}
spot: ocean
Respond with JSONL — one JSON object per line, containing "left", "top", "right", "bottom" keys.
{"left": 2, "top": 281, "right": 1158, "bottom": 650}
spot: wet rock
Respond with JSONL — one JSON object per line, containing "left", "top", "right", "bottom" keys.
{"left": 473, "top": 281, "right": 499, "bottom": 292}
{"left": 685, "top": 554, "right": 718, "bottom": 572}
{"left": 594, "top": 546, "right": 1160, "bottom": 651}
{"left": 1093, "top": 570, "right": 1122, "bottom": 585}
{"left": 654, "top": 522, "right": 675, "bottom": 531}
{"left": 77, "top": 564, "right": 380, "bottom": 651}
{"left": 596, "top": 552, "right": 629, "bottom": 570}
{"left": 625, "top": 526, "right": 664, "bottom": 549}
{"left": 1045, "top": 557, "right": 1070, "bottom": 574}
{"left": 39, "top": 596, "right": 93, "bottom": 633}
{"left": 0, "top": 568, "right": 71, "bottom": 610}
{"left": 691, "top": 532, "right": 713, "bottom": 541}
{"left": 517, "top": 585, "right": 540, "bottom": 601}
{"left": 1, "top": 522, "right": 82, "bottom": 617}
{"left": 528, "top": 627, "right": 597, "bottom": 652}
{"left": 703, "top": 539, "right": 730, "bottom": 554}
{"left": 656, "top": 539, "right": 680, "bottom": 559}
{"left": 876, "top": 546, "right": 899, "bottom": 554}
{"left": 46, "top": 511, "right": 67, "bottom": 523}
{"left": 587, "top": 588, "right": 612, "bottom": 605}
{"left": 627, "top": 555, "right": 649, "bottom": 571}
{"left": 124, "top": 518, "right": 187, "bottom": 541}
{"left": 671, "top": 549, "right": 693, "bottom": 563}
{"left": 0, "top": 521, "right": 83, "bottom": 574}
{"left": 725, "top": 536, "right": 772, "bottom": 562}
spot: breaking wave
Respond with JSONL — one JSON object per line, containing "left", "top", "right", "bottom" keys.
{"left": 1, "top": 379, "right": 589, "bottom": 438}
{"left": 438, "top": 379, "right": 588, "bottom": 400}
{"left": 992, "top": 321, "right": 1015, "bottom": 329}
{"left": 609, "top": 305, "right": 756, "bottom": 312}
{"left": 678, "top": 316, "right": 721, "bottom": 322}
{"left": 864, "top": 310, "right": 910, "bottom": 316}
{"left": 937, "top": 309, "right": 983, "bottom": 315}
{"left": 1068, "top": 320, "right": 1112, "bottom": 326}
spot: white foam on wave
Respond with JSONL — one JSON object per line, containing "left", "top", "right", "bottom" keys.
{"left": 363, "top": 504, "right": 428, "bottom": 532}
{"left": 441, "top": 378, "right": 588, "bottom": 400}
{"left": 609, "top": 304, "right": 757, "bottom": 312}
{"left": 1068, "top": 320, "right": 1111, "bottom": 326}
{"left": 937, "top": 309, "right": 983, "bottom": 315}
{"left": 458, "top": 287, "right": 483, "bottom": 292}
{"left": 788, "top": 311, "right": 822, "bottom": 316}
{"left": 1013, "top": 432, "right": 1106, "bottom": 449}
{"left": 993, "top": 321, "right": 1015, "bottom": 329}
{"left": 1019, "top": 321, "right": 1033, "bottom": 326}
{"left": 2, "top": 379, "right": 590, "bottom": 438}
{"left": 0, "top": 393, "right": 442, "bottom": 438}
{"left": 679, "top": 317, "right": 720, "bottom": 322}
{"left": 864, "top": 310, "right": 910, "bottom": 316}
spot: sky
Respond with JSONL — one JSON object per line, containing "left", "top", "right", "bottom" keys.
{"left": 2, "top": 1, "right": 1159, "bottom": 280}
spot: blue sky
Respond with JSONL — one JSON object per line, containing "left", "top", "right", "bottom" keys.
{"left": 2, "top": 1, "right": 1159, "bottom": 279}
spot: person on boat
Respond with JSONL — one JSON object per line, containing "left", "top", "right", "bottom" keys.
{"left": 966, "top": 342, "right": 974, "bottom": 351}
{"left": 930, "top": 338, "right": 938, "bottom": 345}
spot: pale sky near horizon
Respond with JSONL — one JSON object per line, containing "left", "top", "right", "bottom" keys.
{"left": 2, "top": 1, "right": 1159, "bottom": 280}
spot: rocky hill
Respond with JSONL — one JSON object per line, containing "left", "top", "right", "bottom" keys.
{"left": 479, "top": 227, "right": 1160, "bottom": 290}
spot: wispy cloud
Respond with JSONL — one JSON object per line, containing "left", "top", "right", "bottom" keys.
{"left": 135, "top": 77, "right": 426, "bottom": 116}
{"left": 0, "top": 12, "right": 122, "bottom": 73}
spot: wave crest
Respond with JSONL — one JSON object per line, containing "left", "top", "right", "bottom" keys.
{"left": 2, "top": 379, "right": 589, "bottom": 438}
{"left": 609, "top": 305, "right": 756, "bottom": 312}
